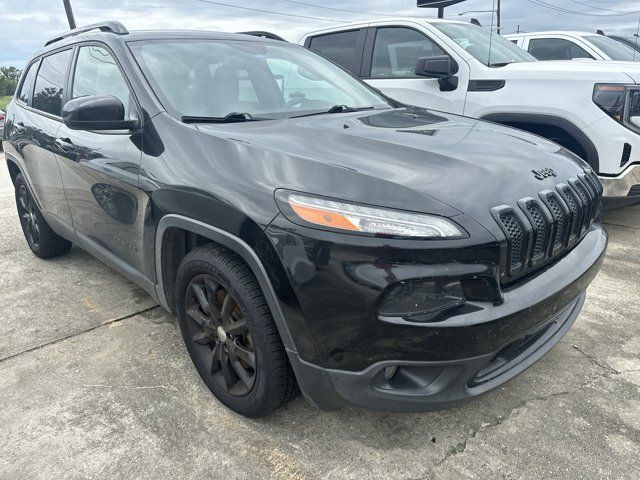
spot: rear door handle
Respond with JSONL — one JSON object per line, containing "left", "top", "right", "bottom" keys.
{"left": 55, "top": 137, "right": 75, "bottom": 153}
{"left": 14, "top": 121, "right": 25, "bottom": 133}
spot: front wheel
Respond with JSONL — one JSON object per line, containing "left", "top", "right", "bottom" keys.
{"left": 175, "top": 244, "right": 297, "bottom": 417}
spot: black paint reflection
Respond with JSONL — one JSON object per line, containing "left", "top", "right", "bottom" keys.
{"left": 91, "top": 183, "right": 138, "bottom": 224}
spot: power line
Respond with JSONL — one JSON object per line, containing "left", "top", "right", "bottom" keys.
{"left": 567, "top": 0, "right": 640, "bottom": 15}
{"left": 279, "top": 0, "right": 395, "bottom": 17}
{"left": 527, "top": 0, "right": 640, "bottom": 17}
{"left": 193, "top": 0, "right": 346, "bottom": 23}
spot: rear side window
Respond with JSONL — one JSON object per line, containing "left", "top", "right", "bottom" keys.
{"left": 371, "top": 27, "right": 446, "bottom": 78}
{"left": 32, "top": 49, "right": 73, "bottom": 116}
{"left": 17, "top": 63, "right": 38, "bottom": 104}
{"left": 308, "top": 30, "right": 363, "bottom": 75}
{"left": 528, "top": 38, "right": 593, "bottom": 61}
{"left": 72, "top": 45, "right": 133, "bottom": 118}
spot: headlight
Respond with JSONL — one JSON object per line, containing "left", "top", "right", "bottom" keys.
{"left": 281, "top": 192, "right": 466, "bottom": 238}
{"left": 593, "top": 84, "right": 640, "bottom": 133}
{"left": 628, "top": 88, "right": 640, "bottom": 129}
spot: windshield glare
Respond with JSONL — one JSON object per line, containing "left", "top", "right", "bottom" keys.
{"left": 585, "top": 35, "right": 640, "bottom": 62}
{"left": 434, "top": 23, "right": 536, "bottom": 65}
{"left": 129, "top": 39, "right": 390, "bottom": 120}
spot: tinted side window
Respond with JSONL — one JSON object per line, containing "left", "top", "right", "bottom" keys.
{"left": 32, "top": 49, "right": 72, "bottom": 116}
{"left": 17, "top": 63, "right": 38, "bottom": 104}
{"left": 72, "top": 45, "right": 132, "bottom": 118}
{"left": 371, "top": 27, "right": 446, "bottom": 78}
{"left": 309, "top": 30, "right": 363, "bottom": 75}
{"left": 528, "top": 38, "right": 593, "bottom": 60}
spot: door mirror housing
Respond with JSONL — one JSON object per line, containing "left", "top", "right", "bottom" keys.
{"left": 415, "top": 55, "right": 458, "bottom": 79}
{"left": 415, "top": 56, "right": 459, "bottom": 92}
{"left": 62, "top": 95, "right": 139, "bottom": 130}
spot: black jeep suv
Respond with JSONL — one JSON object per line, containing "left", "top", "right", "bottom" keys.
{"left": 2, "top": 22, "right": 607, "bottom": 417}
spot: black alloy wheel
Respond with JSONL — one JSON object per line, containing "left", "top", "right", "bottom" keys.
{"left": 14, "top": 173, "right": 72, "bottom": 259}
{"left": 17, "top": 183, "right": 40, "bottom": 249}
{"left": 184, "top": 274, "right": 257, "bottom": 397}
{"left": 175, "top": 244, "right": 297, "bottom": 417}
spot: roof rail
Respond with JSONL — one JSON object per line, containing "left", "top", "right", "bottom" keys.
{"left": 239, "top": 31, "right": 287, "bottom": 42}
{"left": 44, "top": 21, "right": 128, "bottom": 47}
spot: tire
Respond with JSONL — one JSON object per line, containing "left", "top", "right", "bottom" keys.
{"left": 14, "top": 173, "right": 72, "bottom": 259}
{"left": 175, "top": 243, "right": 297, "bottom": 417}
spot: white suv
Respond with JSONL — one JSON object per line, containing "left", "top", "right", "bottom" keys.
{"left": 299, "top": 19, "right": 640, "bottom": 204}
{"left": 506, "top": 31, "right": 640, "bottom": 62}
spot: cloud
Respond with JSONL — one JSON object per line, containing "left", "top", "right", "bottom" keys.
{"left": 1, "top": 0, "right": 639, "bottom": 67}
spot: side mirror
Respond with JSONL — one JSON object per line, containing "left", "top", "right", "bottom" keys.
{"left": 415, "top": 55, "right": 458, "bottom": 79}
{"left": 62, "top": 95, "right": 139, "bottom": 130}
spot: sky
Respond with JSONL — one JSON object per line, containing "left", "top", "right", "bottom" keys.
{"left": 1, "top": 0, "right": 640, "bottom": 67}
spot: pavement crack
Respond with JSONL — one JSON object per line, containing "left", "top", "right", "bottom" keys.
{"left": 0, "top": 305, "right": 161, "bottom": 364}
{"left": 66, "top": 380, "right": 179, "bottom": 393}
{"left": 571, "top": 344, "right": 620, "bottom": 375}
{"left": 433, "top": 390, "right": 572, "bottom": 472}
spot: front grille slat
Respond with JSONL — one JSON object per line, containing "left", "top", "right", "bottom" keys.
{"left": 496, "top": 169, "right": 602, "bottom": 284}
{"left": 498, "top": 210, "right": 526, "bottom": 274}
{"left": 557, "top": 184, "right": 582, "bottom": 243}
{"left": 519, "top": 198, "right": 552, "bottom": 264}
{"left": 540, "top": 191, "right": 570, "bottom": 254}
{"left": 585, "top": 169, "right": 604, "bottom": 196}
{"left": 570, "top": 178, "right": 593, "bottom": 232}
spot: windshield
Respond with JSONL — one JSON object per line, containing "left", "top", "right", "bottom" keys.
{"left": 585, "top": 35, "right": 640, "bottom": 62}
{"left": 129, "top": 39, "right": 390, "bottom": 120}
{"left": 434, "top": 22, "right": 536, "bottom": 65}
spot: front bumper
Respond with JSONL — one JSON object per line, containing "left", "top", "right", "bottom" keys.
{"left": 600, "top": 164, "right": 640, "bottom": 207}
{"left": 272, "top": 222, "right": 607, "bottom": 411}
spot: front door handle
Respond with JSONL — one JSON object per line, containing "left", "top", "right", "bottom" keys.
{"left": 55, "top": 137, "right": 75, "bottom": 153}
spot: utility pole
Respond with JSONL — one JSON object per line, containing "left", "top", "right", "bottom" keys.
{"left": 496, "top": 0, "right": 501, "bottom": 34}
{"left": 63, "top": 0, "right": 76, "bottom": 29}
{"left": 438, "top": 7, "right": 444, "bottom": 18}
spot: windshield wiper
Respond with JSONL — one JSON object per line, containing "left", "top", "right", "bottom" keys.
{"left": 181, "top": 112, "right": 262, "bottom": 123}
{"left": 488, "top": 62, "right": 513, "bottom": 67}
{"left": 291, "top": 105, "right": 376, "bottom": 118}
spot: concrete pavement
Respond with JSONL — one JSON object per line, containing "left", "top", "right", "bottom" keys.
{"left": 1, "top": 152, "right": 639, "bottom": 479}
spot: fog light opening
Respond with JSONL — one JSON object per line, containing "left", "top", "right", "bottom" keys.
{"left": 378, "top": 279, "right": 466, "bottom": 320}
{"left": 384, "top": 366, "right": 399, "bottom": 381}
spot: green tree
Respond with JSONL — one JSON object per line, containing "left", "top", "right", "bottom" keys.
{"left": 0, "top": 66, "right": 22, "bottom": 96}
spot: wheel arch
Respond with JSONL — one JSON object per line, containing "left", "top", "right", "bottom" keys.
{"left": 5, "top": 155, "right": 23, "bottom": 185}
{"left": 155, "top": 214, "right": 297, "bottom": 352}
{"left": 480, "top": 113, "right": 600, "bottom": 172}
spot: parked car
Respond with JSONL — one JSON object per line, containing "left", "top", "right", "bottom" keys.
{"left": 300, "top": 19, "right": 640, "bottom": 206}
{"left": 3, "top": 22, "right": 607, "bottom": 417}
{"left": 506, "top": 31, "right": 640, "bottom": 62}
{"left": 0, "top": 109, "right": 5, "bottom": 150}
{"left": 605, "top": 34, "right": 640, "bottom": 55}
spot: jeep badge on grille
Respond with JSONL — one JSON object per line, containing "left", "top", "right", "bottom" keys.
{"left": 532, "top": 168, "right": 557, "bottom": 180}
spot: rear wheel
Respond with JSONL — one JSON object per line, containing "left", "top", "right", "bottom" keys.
{"left": 14, "top": 173, "right": 71, "bottom": 259}
{"left": 175, "top": 244, "right": 297, "bottom": 417}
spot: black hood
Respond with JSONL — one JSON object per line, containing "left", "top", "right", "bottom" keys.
{"left": 195, "top": 108, "right": 589, "bottom": 237}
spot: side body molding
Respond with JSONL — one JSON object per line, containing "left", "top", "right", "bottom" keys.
{"left": 154, "top": 214, "right": 297, "bottom": 352}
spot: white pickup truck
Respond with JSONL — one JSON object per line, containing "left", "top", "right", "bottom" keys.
{"left": 299, "top": 19, "right": 640, "bottom": 205}
{"left": 506, "top": 31, "right": 640, "bottom": 62}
